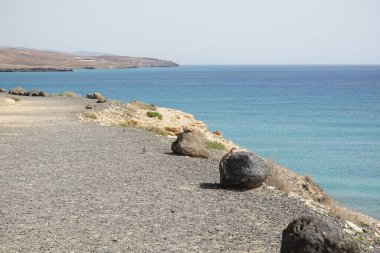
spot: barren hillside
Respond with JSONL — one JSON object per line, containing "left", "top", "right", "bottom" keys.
{"left": 0, "top": 47, "right": 178, "bottom": 71}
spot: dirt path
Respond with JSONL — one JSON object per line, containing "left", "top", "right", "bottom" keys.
{"left": 0, "top": 97, "right": 350, "bottom": 252}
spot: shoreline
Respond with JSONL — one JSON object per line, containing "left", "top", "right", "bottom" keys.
{"left": 1, "top": 95, "right": 379, "bottom": 252}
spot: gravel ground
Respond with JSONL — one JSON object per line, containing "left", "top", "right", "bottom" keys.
{"left": 0, "top": 97, "right": 349, "bottom": 252}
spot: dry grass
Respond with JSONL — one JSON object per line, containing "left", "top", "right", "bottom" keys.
{"left": 143, "top": 126, "right": 167, "bottom": 136}
{"left": 59, "top": 91, "right": 77, "bottom": 97}
{"left": 266, "top": 159, "right": 290, "bottom": 193}
{"left": 119, "top": 119, "right": 138, "bottom": 127}
{"left": 83, "top": 112, "right": 97, "bottom": 120}
{"left": 327, "top": 200, "right": 362, "bottom": 225}
{"left": 130, "top": 100, "right": 156, "bottom": 111}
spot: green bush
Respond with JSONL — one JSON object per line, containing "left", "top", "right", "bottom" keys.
{"left": 146, "top": 111, "right": 163, "bottom": 120}
{"left": 206, "top": 141, "right": 226, "bottom": 150}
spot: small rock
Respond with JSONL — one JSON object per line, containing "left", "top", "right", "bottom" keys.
{"left": 171, "top": 129, "right": 210, "bottom": 159}
{"left": 281, "top": 216, "right": 360, "bottom": 253}
{"left": 85, "top": 104, "right": 93, "bottom": 109}
{"left": 346, "top": 221, "right": 363, "bottom": 233}
{"left": 219, "top": 151, "right": 269, "bottom": 189}
{"left": 0, "top": 88, "right": 6, "bottom": 93}
{"left": 212, "top": 130, "right": 222, "bottom": 136}
{"left": 97, "top": 97, "right": 107, "bottom": 103}
{"left": 87, "top": 92, "right": 103, "bottom": 99}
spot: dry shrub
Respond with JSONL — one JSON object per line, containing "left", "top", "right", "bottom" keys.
{"left": 119, "top": 119, "right": 138, "bottom": 127}
{"left": 59, "top": 91, "right": 77, "bottom": 97}
{"left": 164, "top": 126, "right": 182, "bottom": 135}
{"left": 130, "top": 100, "right": 156, "bottom": 111}
{"left": 327, "top": 201, "right": 361, "bottom": 224}
{"left": 83, "top": 112, "right": 97, "bottom": 120}
{"left": 143, "top": 126, "right": 167, "bottom": 136}
{"left": 266, "top": 159, "right": 290, "bottom": 193}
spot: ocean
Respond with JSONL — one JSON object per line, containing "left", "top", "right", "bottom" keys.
{"left": 1, "top": 65, "right": 379, "bottom": 219}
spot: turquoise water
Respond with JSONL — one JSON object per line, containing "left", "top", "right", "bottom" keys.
{"left": 1, "top": 65, "right": 380, "bottom": 219}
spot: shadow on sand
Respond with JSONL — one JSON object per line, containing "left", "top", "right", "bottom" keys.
{"left": 199, "top": 183, "right": 249, "bottom": 192}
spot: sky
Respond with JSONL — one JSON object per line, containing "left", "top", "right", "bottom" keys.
{"left": 1, "top": 0, "right": 379, "bottom": 65}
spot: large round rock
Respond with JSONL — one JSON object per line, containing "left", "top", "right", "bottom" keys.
{"left": 281, "top": 216, "right": 360, "bottom": 253}
{"left": 219, "top": 151, "right": 269, "bottom": 189}
{"left": 171, "top": 130, "right": 210, "bottom": 159}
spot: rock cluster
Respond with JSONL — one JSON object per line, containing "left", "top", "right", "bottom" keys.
{"left": 171, "top": 128, "right": 210, "bottom": 159}
{"left": 87, "top": 92, "right": 107, "bottom": 103}
{"left": 281, "top": 216, "right": 360, "bottom": 253}
{"left": 86, "top": 92, "right": 103, "bottom": 99}
{"left": 8, "top": 87, "right": 46, "bottom": 96}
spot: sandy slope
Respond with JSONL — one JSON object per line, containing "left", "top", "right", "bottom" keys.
{"left": 0, "top": 96, "right": 378, "bottom": 252}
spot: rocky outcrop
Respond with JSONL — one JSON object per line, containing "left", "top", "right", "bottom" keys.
{"left": 171, "top": 128, "right": 210, "bottom": 159}
{"left": 25, "top": 90, "right": 46, "bottom": 96}
{"left": 8, "top": 87, "right": 46, "bottom": 96}
{"left": 0, "top": 47, "right": 178, "bottom": 71}
{"left": 219, "top": 150, "right": 269, "bottom": 189}
{"left": 9, "top": 87, "right": 26, "bottom": 95}
{"left": 86, "top": 93, "right": 103, "bottom": 99}
{"left": 281, "top": 216, "right": 360, "bottom": 253}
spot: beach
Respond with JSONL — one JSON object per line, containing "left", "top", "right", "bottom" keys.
{"left": 1, "top": 96, "right": 379, "bottom": 252}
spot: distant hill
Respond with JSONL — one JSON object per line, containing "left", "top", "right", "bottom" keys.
{"left": 0, "top": 47, "right": 178, "bottom": 72}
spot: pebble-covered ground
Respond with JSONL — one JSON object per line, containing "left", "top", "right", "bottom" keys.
{"left": 0, "top": 96, "right": 371, "bottom": 252}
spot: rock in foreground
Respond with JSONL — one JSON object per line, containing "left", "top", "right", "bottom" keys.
{"left": 171, "top": 129, "right": 210, "bottom": 159}
{"left": 281, "top": 216, "right": 360, "bottom": 253}
{"left": 219, "top": 151, "right": 269, "bottom": 189}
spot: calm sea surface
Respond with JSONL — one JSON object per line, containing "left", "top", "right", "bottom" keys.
{"left": 1, "top": 65, "right": 380, "bottom": 219}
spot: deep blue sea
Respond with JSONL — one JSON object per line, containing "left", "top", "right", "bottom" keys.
{"left": 1, "top": 65, "right": 379, "bottom": 219}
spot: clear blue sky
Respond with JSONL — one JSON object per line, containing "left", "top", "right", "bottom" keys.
{"left": 1, "top": 0, "right": 379, "bottom": 64}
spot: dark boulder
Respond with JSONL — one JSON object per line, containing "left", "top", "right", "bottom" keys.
{"left": 0, "top": 88, "right": 6, "bottom": 93}
{"left": 171, "top": 129, "right": 210, "bottom": 159}
{"left": 281, "top": 216, "right": 360, "bottom": 253}
{"left": 219, "top": 151, "right": 269, "bottom": 189}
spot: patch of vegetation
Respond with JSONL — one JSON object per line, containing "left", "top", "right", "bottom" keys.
{"left": 130, "top": 100, "right": 157, "bottom": 111}
{"left": 266, "top": 159, "right": 290, "bottom": 193}
{"left": 206, "top": 141, "right": 226, "bottom": 150}
{"left": 146, "top": 111, "right": 163, "bottom": 120}
{"left": 83, "top": 112, "right": 97, "bottom": 120}
{"left": 10, "top": 97, "right": 20, "bottom": 102}
{"left": 59, "top": 91, "right": 77, "bottom": 97}
{"left": 143, "top": 126, "right": 167, "bottom": 136}
{"left": 119, "top": 119, "right": 138, "bottom": 127}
